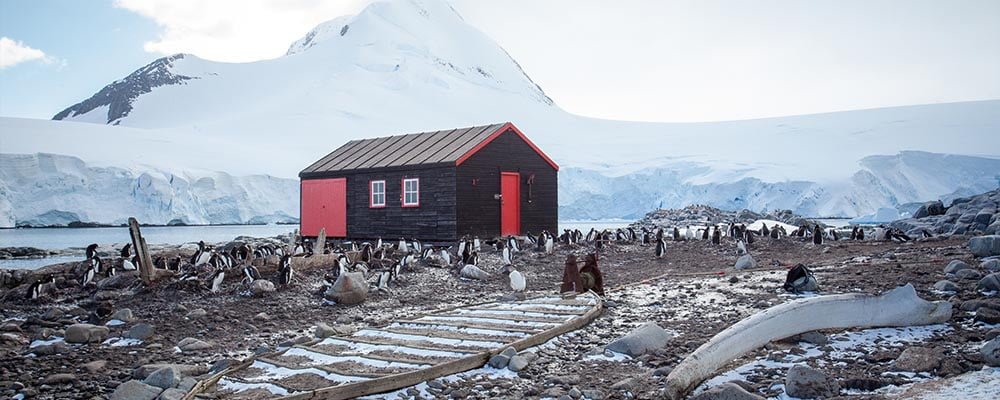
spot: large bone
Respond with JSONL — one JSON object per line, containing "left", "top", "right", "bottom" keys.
{"left": 664, "top": 284, "right": 951, "bottom": 399}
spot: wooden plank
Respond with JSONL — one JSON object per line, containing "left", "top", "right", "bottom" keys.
{"left": 378, "top": 326, "right": 526, "bottom": 343}
{"left": 392, "top": 319, "right": 541, "bottom": 334}
{"left": 258, "top": 356, "right": 387, "bottom": 379}
{"left": 435, "top": 312, "right": 571, "bottom": 324}
{"left": 468, "top": 306, "right": 588, "bottom": 316}
{"left": 128, "top": 217, "right": 154, "bottom": 286}
{"left": 298, "top": 344, "right": 453, "bottom": 367}
{"left": 320, "top": 335, "right": 481, "bottom": 354}
{"left": 316, "top": 228, "right": 327, "bottom": 255}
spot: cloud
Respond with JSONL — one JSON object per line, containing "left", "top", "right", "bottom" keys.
{"left": 0, "top": 37, "right": 54, "bottom": 69}
{"left": 114, "top": 0, "right": 370, "bottom": 62}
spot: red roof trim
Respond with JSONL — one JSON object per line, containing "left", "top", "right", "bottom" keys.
{"left": 454, "top": 122, "right": 559, "bottom": 170}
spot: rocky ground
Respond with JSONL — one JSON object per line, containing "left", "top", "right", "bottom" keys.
{"left": 1, "top": 231, "right": 999, "bottom": 399}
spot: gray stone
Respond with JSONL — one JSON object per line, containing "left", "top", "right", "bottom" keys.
{"left": 41, "top": 308, "right": 65, "bottom": 321}
{"left": 143, "top": 367, "right": 179, "bottom": 390}
{"left": 969, "top": 235, "right": 1000, "bottom": 257}
{"left": 253, "top": 312, "right": 270, "bottom": 321}
{"left": 982, "top": 336, "right": 1000, "bottom": 367}
{"left": 605, "top": 322, "right": 672, "bottom": 357}
{"left": 314, "top": 322, "right": 353, "bottom": 338}
{"left": 250, "top": 280, "right": 275, "bottom": 296}
{"left": 652, "top": 366, "right": 673, "bottom": 377}
{"left": 933, "top": 280, "right": 959, "bottom": 292}
{"left": 459, "top": 264, "right": 491, "bottom": 280}
{"left": 110, "top": 380, "right": 163, "bottom": 400}
{"left": 508, "top": 354, "right": 531, "bottom": 371}
{"left": 176, "top": 377, "right": 197, "bottom": 393}
{"left": 691, "top": 382, "right": 764, "bottom": 400}
{"left": 956, "top": 269, "right": 983, "bottom": 280}
{"left": 184, "top": 308, "right": 207, "bottom": 319}
{"left": 127, "top": 323, "right": 155, "bottom": 340}
{"left": 324, "top": 272, "right": 368, "bottom": 304}
{"left": 500, "top": 347, "right": 517, "bottom": 358}
{"left": 960, "top": 298, "right": 1000, "bottom": 312}
{"left": 944, "top": 260, "right": 973, "bottom": 274}
{"left": 64, "top": 323, "right": 110, "bottom": 344}
{"left": 156, "top": 388, "right": 186, "bottom": 400}
{"left": 41, "top": 373, "right": 76, "bottom": 384}
{"left": 110, "top": 308, "right": 136, "bottom": 322}
{"left": 568, "top": 387, "right": 582, "bottom": 399}
{"left": 978, "top": 273, "right": 1000, "bottom": 292}
{"left": 177, "top": 337, "right": 213, "bottom": 352}
{"left": 981, "top": 259, "right": 1000, "bottom": 272}
{"left": 785, "top": 331, "right": 828, "bottom": 346}
{"left": 610, "top": 377, "right": 637, "bottom": 391}
{"left": 893, "top": 347, "right": 944, "bottom": 372}
{"left": 31, "top": 341, "right": 70, "bottom": 356}
{"left": 734, "top": 254, "right": 756, "bottom": 270}
{"left": 83, "top": 360, "right": 107, "bottom": 373}
{"left": 133, "top": 364, "right": 207, "bottom": 380}
{"left": 785, "top": 364, "right": 838, "bottom": 398}
{"left": 976, "top": 308, "right": 1000, "bottom": 324}
{"left": 581, "top": 389, "right": 606, "bottom": 400}
{"left": 487, "top": 354, "right": 510, "bottom": 369}
{"left": 976, "top": 210, "right": 994, "bottom": 226}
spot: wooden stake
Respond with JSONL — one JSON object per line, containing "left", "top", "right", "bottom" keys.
{"left": 128, "top": 217, "right": 155, "bottom": 285}
{"left": 316, "top": 227, "right": 327, "bottom": 255}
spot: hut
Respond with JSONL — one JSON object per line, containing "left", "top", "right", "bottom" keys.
{"left": 298, "top": 122, "right": 558, "bottom": 242}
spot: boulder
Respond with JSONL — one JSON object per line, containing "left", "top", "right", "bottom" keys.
{"left": 133, "top": 363, "right": 207, "bottom": 380}
{"left": 143, "top": 366, "right": 180, "bottom": 390}
{"left": 955, "top": 269, "right": 983, "bottom": 280}
{"left": 64, "top": 323, "right": 110, "bottom": 344}
{"left": 975, "top": 209, "right": 995, "bottom": 226}
{"left": 177, "top": 337, "right": 213, "bottom": 352}
{"left": 41, "top": 373, "right": 76, "bottom": 384}
{"left": 969, "top": 235, "right": 1000, "bottom": 257}
{"left": 981, "top": 259, "right": 1000, "bottom": 272}
{"left": 41, "top": 308, "right": 65, "bottom": 321}
{"left": 110, "top": 308, "right": 136, "bottom": 322}
{"left": 31, "top": 341, "right": 70, "bottom": 356}
{"left": 157, "top": 388, "right": 187, "bottom": 400}
{"left": 892, "top": 347, "right": 944, "bottom": 372}
{"left": 691, "top": 382, "right": 764, "bottom": 400}
{"left": 508, "top": 352, "right": 534, "bottom": 372}
{"left": 488, "top": 354, "right": 510, "bottom": 369}
{"left": 982, "top": 336, "right": 1000, "bottom": 367}
{"left": 82, "top": 360, "right": 107, "bottom": 373}
{"left": 314, "top": 322, "right": 353, "bottom": 338}
{"left": 943, "top": 260, "right": 972, "bottom": 274}
{"left": 784, "top": 364, "right": 838, "bottom": 398}
{"left": 978, "top": 273, "right": 1000, "bottom": 292}
{"left": 110, "top": 380, "right": 163, "bottom": 400}
{"left": 959, "top": 298, "right": 1000, "bottom": 312}
{"left": 250, "top": 280, "right": 276, "bottom": 296}
{"left": 185, "top": 308, "right": 207, "bottom": 319}
{"left": 976, "top": 308, "right": 1000, "bottom": 324}
{"left": 734, "top": 254, "right": 756, "bottom": 270}
{"left": 324, "top": 272, "right": 368, "bottom": 304}
{"left": 605, "top": 322, "right": 672, "bottom": 357}
{"left": 933, "top": 280, "right": 959, "bottom": 292}
{"left": 459, "top": 265, "right": 491, "bottom": 280}
{"left": 127, "top": 323, "right": 155, "bottom": 340}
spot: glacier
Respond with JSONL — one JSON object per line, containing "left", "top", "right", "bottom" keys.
{"left": 1, "top": 0, "right": 997, "bottom": 226}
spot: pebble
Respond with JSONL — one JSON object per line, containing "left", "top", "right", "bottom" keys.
{"left": 40, "top": 373, "right": 76, "bottom": 385}
{"left": 184, "top": 309, "right": 207, "bottom": 319}
{"left": 82, "top": 360, "right": 107, "bottom": 374}
{"left": 127, "top": 323, "right": 155, "bottom": 340}
{"left": 110, "top": 308, "right": 136, "bottom": 322}
{"left": 177, "top": 338, "right": 213, "bottom": 352}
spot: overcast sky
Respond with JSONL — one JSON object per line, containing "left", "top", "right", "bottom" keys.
{"left": 1, "top": 0, "right": 998, "bottom": 122}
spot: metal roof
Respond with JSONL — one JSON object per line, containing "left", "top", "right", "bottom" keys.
{"left": 301, "top": 123, "right": 513, "bottom": 175}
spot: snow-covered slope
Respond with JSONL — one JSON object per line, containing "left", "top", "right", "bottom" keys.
{"left": 0, "top": 153, "right": 298, "bottom": 227}
{"left": 8, "top": 0, "right": 997, "bottom": 222}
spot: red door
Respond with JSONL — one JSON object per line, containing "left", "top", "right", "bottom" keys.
{"left": 501, "top": 172, "right": 520, "bottom": 236}
{"left": 300, "top": 178, "right": 347, "bottom": 237}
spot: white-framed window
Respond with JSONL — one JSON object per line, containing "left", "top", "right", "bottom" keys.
{"left": 370, "top": 180, "right": 386, "bottom": 208}
{"left": 402, "top": 178, "right": 419, "bottom": 207}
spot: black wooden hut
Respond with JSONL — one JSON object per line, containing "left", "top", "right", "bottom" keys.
{"left": 298, "top": 122, "right": 558, "bottom": 242}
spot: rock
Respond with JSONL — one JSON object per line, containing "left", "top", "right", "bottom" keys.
{"left": 41, "top": 308, "right": 65, "bottom": 321}
{"left": 944, "top": 260, "right": 972, "bottom": 274}
{"left": 500, "top": 347, "right": 517, "bottom": 358}
{"left": 982, "top": 336, "right": 1000, "bottom": 367}
{"left": 110, "top": 380, "right": 163, "bottom": 400}
{"left": 250, "top": 280, "right": 275, "bottom": 296}
{"left": 133, "top": 364, "right": 207, "bottom": 380}
{"left": 784, "top": 331, "right": 829, "bottom": 346}
{"left": 488, "top": 354, "right": 510, "bottom": 369}
{"left": 734, "top": 254, "right": 756, "bottom": 270}
{"left": 314, "top": 322, "right": 353, "bottom": 338}
{"left": 652, "top": 366, "right": 673, "bottom": 377}
{"left": 956, "top": 269, "right": 983, "bottom": 280}
{"left": 605, "top": 322, "right": 672, "bottom": 357}
{"left": 176, "top": 377, "right": 197, "bottom": 393}
{"left": 893, "top": 347, "right": 944, "bottom": 372}
{"left": 459, "top": 264, "right": 491, "bottom": 280}
{"left": 508, "top": 354, "right": 531, "bottom": 371}
{"left": 959, "top": 298, "right": 1000, "bottom": 312}
{"left": 143, "top": 367, "right": 179, "bottom": 390}
{"left": 324, "top": 272, "right": 368, "bottom": 304}
{"left": 184, "top": 308, "right": 207, "bottom": 319}
{"left": 976, "top": 308, "right": 1000, "bottom": 324}
{"left": 41, "top": 373, "right": 76, "bottom": 384}
{"left": 610, "top": 377, "right": 637, "bottom": 391}
{"left": 981, "top": 259, "right": 1000, "bottom": 272}
{"left": 82, "top": 360, "right": 107, "bottom": 373}
{"left": 127, "top": 323, "right": 155, "bottom": 340}
{"left": 31, "top": 341, "right": 69, "bottom": 356}
{"left": 969, "top": 235, "right": 1000, "bottom": 257}
{"left": 581, "top": 389, "right": 606, "bottom": 400}
{"left": 933, "top": 280, "right": 959, "bottom": 292}
{"left": 110, "top": 308, "right": 136, "bottom": 322}
{"left": 785, "top": 364, "right": 838, "bottom": 398}
{"left": 177, "top": 337, "right": 213, "bottom": 352}
{"left": 568, "top": 387, "right": 582, "bottom": 399}
{"left": 977, "top": 273, "right": 1000, "bottom": 292}
{"left": 253, "top": 312, "right": 270, "bottom": 321}
{"left": 156, "top": 388, "right": 186, "bottom": 400}
{"left": 64, "top": 323, "right": 110, "bottom": 344}
{"left": 691, "top": 382, "right": 764, "bottom": 400}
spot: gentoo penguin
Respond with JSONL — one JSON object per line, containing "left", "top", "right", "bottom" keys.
{"left": 412, "top": 239, "right": 422, "bottom": 253}
{"left": 701, "top": 227, "right": 710, "bottom": 240}
{"left": 376, "top": 237, "right": 383, "bottom": 249}
{"left": 469, "top": 251, "right": 479, "bottom": 266}
{"left": 277, "top": 255, "right": 293, "bottom": 285}
{"left": 243, "top": 264, "right": 261, "bottom": 284}
{"left": 685, "top": 226, "right": 695, "bottom": 240}
{"left": 746, "top": 230, "right": 755, "bottom": 245}
{"left": 27, "top": 280, "right": 43, "bottom": 299}
{"left": 502, "top": 243, "right": 513, "bottom": 265}
{"left": 711, "top": 227, "right": 721, "bottom": 245}
{"left": 507, "top": 236, "right": 520, "bottom": 252}
{"left": 628, "top": 227, "right": 637, "bottom": 242}
{"left": 376, "top": 270, "right": 392, "bottom": 292}
{"left": 921, "top": 229, "right": 933, "bottom": 238}
{"left": 457, "top": 238, "right": 467, "bottom": 259}
{"left": 85, "top": 243, "right": 102, "bottom": 274}
{"left": 508, "top": 267, "right": 526, "bottom": 292}
{"left": 473, "top": 236, "right": 481, "bottom": 251}
{"left": 655, "top": 237, "right": 667, "bottom": 258}
{"left": 440, "top": 248, "right": 452, "bottom": 266}
{"left": 857, "top": 227, "right": 865, "bottom": 240}
{"left": 120, "top": 243, "right": 137, "bottom": 271}
{"left": 830, "top": 229, "right": 840, "bottom": 241}
{"left": 209, "top": 269, "right": 225, "bottom": 293}
{"left": 421, "top": 247, "right": 433, "bottom": 260}
{"left": 80, "top": 264, "right": 96, "bottom": 286}
{"left": 770, "top": 225, "right": 780, "bottom": 239}
{"left": 585, "top": 228, "right": 596, "bottom": 243}
{"left": 736, "top": 240, "right": 747, "bottom": 256}
{"left": 813, "top": 225, "right": 823, "bottom": 245}
{"left": 525, "top": 232, "right": 537, "bottom": 246}
{"left": 673, "top": 227, "right": 681, "bottom": 241}
{"left": 544, "top": 234, "right": 554, "bottom": 254}
{"left": 398, "top": 238, "right": 408, "bottom": 253}
{"left": 761, "top": 224, "right": 770, "bottom": 238}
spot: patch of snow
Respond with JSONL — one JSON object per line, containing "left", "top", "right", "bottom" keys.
{"left": 317, "top": 337, "right": 467, "bottom": 358}
{"left": 217, "top": 377, "right": 291, "bottom": 395}
{"left": 354, "top": 329, "right": 503, "bottom": 348}
{"left": 416, "top": 315, "right": 557, "bottom": 328}
{"left": 387, "top": 322, "right": 528, "bottom": 338}
{"left": 282, "top": 347, "right": 429, "bottom": 369}
{"left": 29, "top": 337, "right": 64, "bottom": 348}
{"left": 102, "top": 337, "right": 143, "bottom": 347}
{"left": 105, "top": 319, "right": 126, "bottom": 327}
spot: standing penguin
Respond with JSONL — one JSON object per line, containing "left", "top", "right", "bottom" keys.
{"left": 761, "top": 224, "right": 770, "bottom": 238}
{"left": 120, "top": 243, "right": 137, "bottom": 271}
{"left": 813, "top": 225, "right": 823, "bottom": 245}
{"left": 277, "top": 255, "right": 293, "bottom": 285}
{"left": 655, "top": 237, "right": 667, "bottom": 258}
{"left": 502, "top": 243, "right": 513, "bottom": 265}
{"left": 736, "top": 239, "right": 748, "bottom": 256}
{"left": 209, "top": 269, "right": 225, "bottom": 293}
{"left": 711, "top": 227, "right": 721, "bottom": 245}
{"left": 672, "top": 227, "right": 681, "bottom": 241}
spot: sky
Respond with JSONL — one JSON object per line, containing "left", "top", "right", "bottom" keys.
{"left": 1, "top": 0, "right": 999, "bottom": 122}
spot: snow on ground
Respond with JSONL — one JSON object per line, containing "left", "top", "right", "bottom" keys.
{"left": 892, "top": 367, "right": 1000, "bottom": 399}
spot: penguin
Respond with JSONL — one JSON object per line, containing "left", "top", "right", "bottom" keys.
{"left": 473, "top": 236, "right": 481, "bottom": 251}
{"left": 461, "top": 244, "right": 471, "bottom": 265}
{"left": 857, "top": 227, "right": 865, "bottom": 240}
{"left": 830, "top": 229, "right": 840, "bottom": 241}
{"left": 398, "top": 238, "right": 408, "bottom": 253}
{"left": 243, "top": 264, "right": 261, "bottom": 284}
{"left": 640, "top": 229, "right": 650, "bottom": 245}
{"left": 209, "top": 269, "right": 225, "bottom": 293}
{"left": 376, "top": 270, "right": 392, "bottom": 292}
{"left": 813, "top": 225, "right": 823, "bottom": 245}
{"left": 457, "top": 239, "right": 467, "bottom": 260}
{"left": 120, "top": 243, "right": 137, "bottom": 271}
{"left": 376, "top": 237, "right": 383, "bottom": 249}
{"left": 770, "top": 225, "right": 780, "bottom": 239}
{"left": 761, "top": 224, "right": 770, "bottom": 238}
{"left": 502, "top": 243, "right": 513, "bottom": 265}
{"left": 507, "top": 236, "right": 520, "bottom": 252}
{"left": 672, "top": 227, "right": 681, "bottom": 241}
{"left": 293, "top": 242, "right": 306, "bottom": 256}
{"left": 585, "top": 228, "right": 596, "bottom": 243}
{"left": 469, "top": 251, "right": 479, "bottom": 266}
{"left": 85, "top": 243, "right": 102, "bottom": 274}
{"left": 27, "top": 280, "right": 43, "bottom": 300}
{"left": 544, "top": 234, "right": 554, "bottom": 254}
{"left": 508, "top": 267, "right": 526, "bottom": 292}
{"left": 440, "top": 248, "right": 452, "bottom": 266}
{"left": 701, "top": 227, "right": 710, "bottom": 240}
{"left": 277, "top": 255, "right": 293, "bottom": 285}
{"left": 421, "top": 247, "right": 433, "bottom": 260}
{"left": 736, "top": 240, "right": 747, "bottom": 256}
{"left": 746, "top": 230, "right": 756, "bottom": 245}
{"left": 525, "top": 232, "right": 537, "bottom": 246}
{"left": 412, "top": 239, "right": 422, "bottom": 254}
{"left": 105, "top": 261, "right": 116, "bottom": 277}
{"left": 921, "top": 229, "right": 933, "bottom": 238}
{"left": 685, "top": 226, "right": 695, "bottom": 240}
{"left": 80, "top": 264, "right": 96, "bottom": 286}
{"left": 711, "top": 227, "right": 721, "bottom": 245}
{"left": 655, "top": 237, "right": 667, "bottom": 258}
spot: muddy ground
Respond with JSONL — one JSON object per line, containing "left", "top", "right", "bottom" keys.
{"left": 1, "top": 234, "right": 997, "bottom": 399}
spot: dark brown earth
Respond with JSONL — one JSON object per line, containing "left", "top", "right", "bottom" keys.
{"left": 1, "top": 234, "right": 997, "bottom": 399}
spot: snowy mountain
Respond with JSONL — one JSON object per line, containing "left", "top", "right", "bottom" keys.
{"left": 3, "top": 0, "right": 997, "bottom": 225}
{"left": 0, "top": 152, "right": 298, "bottom": 227}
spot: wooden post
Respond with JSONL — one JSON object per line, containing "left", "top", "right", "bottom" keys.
{"left": 316, "top": 227, "right": 327, "bottom": 255}
{"left": 128, "top": 217, "right": 155, "bottom": 285}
